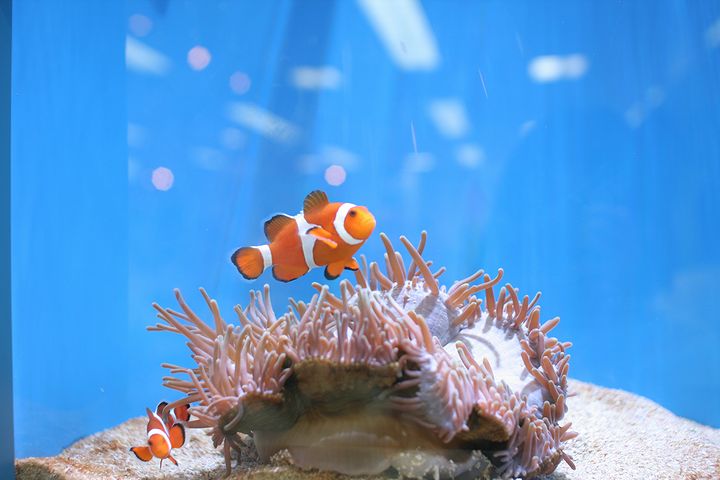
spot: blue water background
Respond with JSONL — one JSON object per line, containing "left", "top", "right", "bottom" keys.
{"left": 11, "top": 0, "right": 720, "bottom": 457}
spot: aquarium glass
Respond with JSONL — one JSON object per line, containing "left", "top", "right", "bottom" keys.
{"left": 10, "top": 0, "right": 720, "bottom": 460}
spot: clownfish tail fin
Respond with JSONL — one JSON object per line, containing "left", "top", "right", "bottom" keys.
{"left": 231, "top": 245, "right": 271, "bottom": 280}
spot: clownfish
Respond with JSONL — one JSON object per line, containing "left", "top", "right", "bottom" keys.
{"left": 129, "top": 402, "right": 189, "bottom": 467}
{"left": 231, "top": 190, "right": 376, "bottom": 282}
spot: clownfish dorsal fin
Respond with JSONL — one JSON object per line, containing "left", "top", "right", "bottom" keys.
{"left": 156, "top": 401, "right": 169, "bottom": 417}
{"left": 303, "top": 190, "right": 329, "bottom": 215}
{"left": 264, "top": 214, "right": 294, "bottom": 242}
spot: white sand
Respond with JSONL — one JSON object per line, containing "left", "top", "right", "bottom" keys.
{"left": 16, "top": 379, "right": 720, "bottom": 480}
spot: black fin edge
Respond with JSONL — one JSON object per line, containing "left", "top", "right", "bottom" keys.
{"left": 231, "top": 247, "right": 262, "bottom": 280}
{"left": 324, "top": 267, "right": 341, "bottom": 280}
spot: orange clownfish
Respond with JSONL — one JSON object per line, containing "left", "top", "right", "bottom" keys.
{"left": 231, "top": 190, "right": 376, "bottom": 282}
{"left": 129, "top": 402, "right": 189, "bottom": 467}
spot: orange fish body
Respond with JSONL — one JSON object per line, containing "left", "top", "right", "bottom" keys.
{"left": 232, "top": 190, "right": 376, "bottom": 282}
{"left": 130, "top": 403, "right": 187, "bottom": 468}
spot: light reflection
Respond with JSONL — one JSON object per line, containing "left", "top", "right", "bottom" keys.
{"left": 357, "top": 0, "right": 440, "bottom": 71}
{"left": 220, "top": 128, "right": 245, "bottom": 150}
{"left": 127, "top": 123, "right": 145, "bottom": 148}
{"left": 229, "top": 72, "right": 251, "bottom": 94}
{"left": 528, "top": 54, "right": 589, "bottom": 83}
{"left": 456, "top": 144, "right": 485, "bottom": 169}
{"left": 291, "top": 66, "right": 342, "bottom": 90}
{"left": 151, "top": 167, "right": 174, "bottom": 191}
{"left": 404, "top": 153, "right": 434, "bottom": 173}
{"left": 227, "top": 102, "right": 300, "bottom": 143}
{"left": 519, "top": 120, "right": 537, "bottom": 137}
{"left": 706, "top": 18, "right": 720, "bottom": 48}
{"left": 128, "top": 14, "right": 153, "bottom": 37}
{"left": 297, "top": 146, "right": 359, "bottom": 174}
{"left": 625, "top": 86, "right": 666, "bottom": 129}
{"left": 192, "top": 147, "right": 227, "bottom": 171}
{"left": 128, "top": 157, "right": 139, "bottom": 182}
{"left": 427, "top": 99, "right": 469, "bottom": 139}
{"left": 125, "top": 36, "right": 171, "bottom": 75}
{"left": 187, "top": 46, "right": 212, "bottom": 71}
{"left": 324, "top": 165, "right": 347, "bottom": 186}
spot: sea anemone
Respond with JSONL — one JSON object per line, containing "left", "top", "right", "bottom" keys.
{"left": 149, "top": 232, "right": 577, "bottom": 479}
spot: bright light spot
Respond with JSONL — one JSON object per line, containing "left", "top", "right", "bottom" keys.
{"left": 519, "top": 120, "right": 537, "bottom": 137}
{"left": 128, "top": 14, "right": 152, "bottom": 37}
{"left": 227, "top": 102, "right": 300, "bottom": 143}
{"left": 404, "top": 153, "right": 434, "bottom": 173}
{"left": 528, "top": 56, "right": 563, "bottom": 82}
{"left": 528, "top": 54, "right": 589, "bottom": 83}
{"left": 126, "top": 36, "right": 171, "bottom": 75}
{"left": 456, "top": 144, "right": 485, "bottom": 169}
{"left": 428, "top": 99, "right": 469, "bottom": 138}
{"left": 706, "top": 18, "right": 720, "bottom": 48}
{"left": 357, "top": 0, "right": 440, "bottom": 71}
{"left": 229, "top": 72, "right": 251, "bottom": 94}
{"left": 187, "top": 46, "right": 211, "bottom": 71}
{"left": 151, "top": 167, "right": 174, "bottom": 191}
{"left": 291, "top": 66, "right": 342, "bottom": 89}
{"left": 220, "top": 128, "right": 245, "bottom": 150}
{"left": 324, "top": 165, "right": 347, "bottom": 186}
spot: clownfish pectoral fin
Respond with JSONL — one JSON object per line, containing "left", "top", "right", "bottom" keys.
{"left": 344, "top": 258, "right": 360, "bottom": 271}
{"left": 169, "top": 423, "right": 186, "bottom": 449}
{"left": 307, "top": 227, "right": 338, "bottom": 249}
{"left": 231, "top": 247, "right": 266, "bottom": 280}
{"left": 130, "top": 446, "right": 153, "bottom": 462}
{"left": 167, "top": 454, "right": 179, "bottom": 467}
{"left": 303, "top": 190, "right": 329, "bottom": 215}
{"left": 264, "top": 214, "right": 294, "bottom": 242}
{"left": 324, "top": 261, "right": 346, "bottom": 280}
{"left": 272, "top": 265, "right": 309, "bottom": 283}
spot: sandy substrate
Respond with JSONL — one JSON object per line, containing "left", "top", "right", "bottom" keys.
{"left": 16, "top": 379, "right": 720, "bottom": 480}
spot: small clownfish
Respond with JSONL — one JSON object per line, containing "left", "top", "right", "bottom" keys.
{"left": 129, "top": 402, "right": 188, "bottom": 468}
{"left": 231, "top": 190, "right": 376, "bottom": 282}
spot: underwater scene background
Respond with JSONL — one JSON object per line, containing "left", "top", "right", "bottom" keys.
{"left": 10, "top": 0, "right": 720, "bottom": 461}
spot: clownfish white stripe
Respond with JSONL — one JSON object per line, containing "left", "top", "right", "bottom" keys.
{"left": 254, "top": 244, "right": 273, "bottom": 270}
{"left": 334, "top": 203, "right": 363, "bottom": 245}
{"left": 294, "top": 212, "right": 319, "bottom": 269}
{"left": 148, "top": 428, "right": 171, "bottom": 448}
{"left": 150, "top": 411, "right": 165, "bottom": 426}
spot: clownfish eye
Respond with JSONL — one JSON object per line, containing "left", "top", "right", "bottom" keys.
{"left": 349, "top": 210, "right": 357, "bottom": 217}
